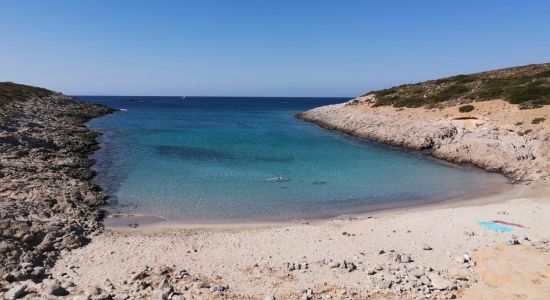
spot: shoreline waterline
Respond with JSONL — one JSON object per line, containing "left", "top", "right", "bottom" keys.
{"left": 102, "top": 179, "right": 522, "bottom": 230}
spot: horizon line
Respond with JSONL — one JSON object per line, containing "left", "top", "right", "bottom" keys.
{"left": 71, "top": 95, "right": 355, "bottom": 99}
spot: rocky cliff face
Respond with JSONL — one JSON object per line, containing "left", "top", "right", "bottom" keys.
{"left": 0, "top": 84, "right": 114, "bottom": 283}
{"left": 298, "top": 99, "right": 550, "bottom": 183}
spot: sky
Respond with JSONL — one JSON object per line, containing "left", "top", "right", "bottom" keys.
{"left": 1, "top": 1, "right": 550, "bottom": 97}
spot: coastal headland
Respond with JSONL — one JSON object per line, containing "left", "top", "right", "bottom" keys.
{"left": 298, "top": 64, "right": 550, "bottom": 183}
{"left": 1, "top": 63, "right": 550, "bottom": 299}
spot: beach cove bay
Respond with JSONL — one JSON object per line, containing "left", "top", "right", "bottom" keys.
{"left": 82, "top": 96, "right": 507, "bottom": 222}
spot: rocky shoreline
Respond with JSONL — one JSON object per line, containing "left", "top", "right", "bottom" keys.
{"left": 0, "top": 84, "right": 114, "bottom": 294}
{"left": 297, "top": 99, "right": 550, "bottom": 183}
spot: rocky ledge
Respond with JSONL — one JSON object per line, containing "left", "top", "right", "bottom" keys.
{"left": 297, "top": 99, "right": 550, "bottom": 183}
{"left": 0, "top": 83, "right": 114, "bottom": 287}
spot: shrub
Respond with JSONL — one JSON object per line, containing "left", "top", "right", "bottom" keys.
{"left": 534, "top": 69, "right": 550, "bottom": 78}
{"left": 519, "top": 101, "right": 544, "bottom": 110}
{"left": 346, "top": 99, "right": 362, "bottom": 106}
{"left": 430, "top": 84, "right": 470, "bottom": 102}
{"left": 517, "top": 129, "right": 532, "bottom": 136}
{"left": 367, "top": 64, "right": 550, "bottom": 108}
{"left": 458, "top": 104, "right": 475, "bottom": 113}
{"left": 507, "top": 84, "right": 550, "bottom": 104}
{"left": 532, "top": 117, "right": 546, "bottom": 124}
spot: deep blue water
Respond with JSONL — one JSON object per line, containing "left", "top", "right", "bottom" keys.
{"left": 81, "top": 96, "right": 507, "bottom": 222}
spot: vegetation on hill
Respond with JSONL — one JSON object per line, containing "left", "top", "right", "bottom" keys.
{"left": 364, "top": 63, "right": 550, "bottom": 108}
{"left": 0, "top": 82, "right": 55, "bottom": 107}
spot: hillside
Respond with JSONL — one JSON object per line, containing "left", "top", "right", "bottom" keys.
{"left": 0, "top": 82, "right": 56, "bottom": 107}
{"left": 360, "top": 63, "right": 550, "bottom": 108}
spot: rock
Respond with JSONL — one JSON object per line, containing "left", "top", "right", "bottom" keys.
{"left": 394, "top": 253, "right": 413, "bottom": 263}
{"left": 454, "top": 255, "right": 467, "bottom": 264}
{"left": 264, "top": 295, "right": 276, "bottom": 300}
{"left": 302, "top": 288, "right": 314, "bottom": 300}
{"left": 130, "top": 270, "right": 148, "bottom": 281}
{"left": 464, "top": 231, "right": 476, "bottom": 236}
{"left": 73, "top": 295, "right": 91, "bottom": 300}
{"left": 422, "top": 244, "right": 433, "bottom": 250}
{"left": 31, "top": 266, "right": 45, "bottom": 277}
{"left": 85, "top": 286, "right": 103, "bottom": 296}
{"left": 420, "top": 276, "right": 431, "bottom": 286}
{"left": 428, "top": 274, "right": 451, "bottom": 290}
{"left": 210, "top": 284, "right": 228, "bottom": 292}
{"left": 153, "top": 288, "right": 170, "bottom": 300}
{"left": 153, "top": 265, "right": 170, "bottom": 275}
{"left": 92, "top": 293, "right": 112, "bottom": 300}
{"left": 345, "top": 261, "right": 357, "bottom": 272}
{"left": 158, "top": 279, "right": 171, "bottom": 289}
{"left": 285, "top": 262, "right": 296, "bottom": 271}
{"left": 46, "top": 280, "right": 70, "bottom": 296}
{"left": 507, "top": 238, "right": 520, "bottom": 245}
{"left": 193, "top": 281, "right": 207, "bottom": 289}
{"left": 172, "top": 269, "right": 188, "bottom": 279}
{"left": 327, "top": 261, "right": 340, "bottom": 268}
{"left": 5, "top": 284, "right": 27, "bottom": 299}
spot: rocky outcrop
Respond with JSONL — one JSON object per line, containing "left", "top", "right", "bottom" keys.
{"left": 297, "top": 100, "right": 550, "bottom": 182}
{"left": 0, "top": 85, "right": 114, "bottom": 285}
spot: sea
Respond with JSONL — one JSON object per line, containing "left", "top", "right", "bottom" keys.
{"left": 81, "top": 96, "right": 507, "bottom": 222}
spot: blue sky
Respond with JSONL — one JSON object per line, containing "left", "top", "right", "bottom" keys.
{"left": 1, "top": 1, "right": 549, "bottom": 96}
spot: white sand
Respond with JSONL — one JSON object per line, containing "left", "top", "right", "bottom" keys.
{"left": 52, "top": 183, "right": 550, "bottom": 299}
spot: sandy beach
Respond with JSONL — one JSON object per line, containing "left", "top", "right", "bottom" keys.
{"left": 46, "top": 183, "right": 550, "bottom": 299}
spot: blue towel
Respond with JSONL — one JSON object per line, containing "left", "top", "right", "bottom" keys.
{"left": 477, "top": 221, "right": 513, "bottom": 233}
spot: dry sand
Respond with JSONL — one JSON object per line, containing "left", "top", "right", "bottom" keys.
{"left": 51, "top": 183, "right": 550, "bottom": 299}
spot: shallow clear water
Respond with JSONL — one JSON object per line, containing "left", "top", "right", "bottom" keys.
{"left": 82, "top": 96, "right": 507, "bottom": 222}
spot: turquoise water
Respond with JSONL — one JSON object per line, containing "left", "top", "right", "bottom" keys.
{"left": 83, "top": 96, "right": 507, "bottom": 222}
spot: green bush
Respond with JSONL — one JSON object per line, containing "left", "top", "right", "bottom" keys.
{"left": 458, "top": 104, "right": 475, "bottom": 113}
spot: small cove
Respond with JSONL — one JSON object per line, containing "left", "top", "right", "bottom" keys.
{"left": 82, "top": 96, "right": 509, "bottom": 223}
